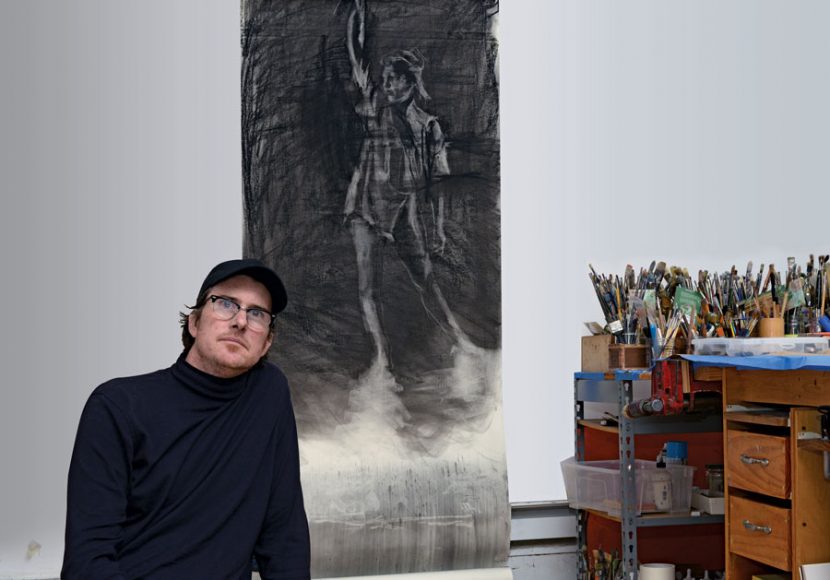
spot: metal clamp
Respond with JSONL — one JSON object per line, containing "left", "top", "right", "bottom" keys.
{"left": 743, "top": 520, "right": 772, "bottom": 535}
{"left": 740, "top": 454, "right": 770, "bottom": 467}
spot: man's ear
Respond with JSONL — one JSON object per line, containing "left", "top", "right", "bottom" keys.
{"left": 188, "top": 312, "right": 199, "bottom": 339}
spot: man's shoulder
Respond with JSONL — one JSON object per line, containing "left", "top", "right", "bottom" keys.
{"left": 91, "top": 367, "right": 172, "bottom": 401}
{"left": 256, "top": 360, "right": 289, "bottom": 389}
{"left": 252, "top": 361, "right": 293, "bottom": 403}
{"left": 259, "top": 359, "right": 287, "bottom": 379}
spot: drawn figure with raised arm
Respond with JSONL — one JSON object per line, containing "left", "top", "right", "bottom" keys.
{"left": 344, "top": 0, "right": 470, "bottom": 380}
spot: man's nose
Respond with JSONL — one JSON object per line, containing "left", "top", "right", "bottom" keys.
{"left": 231, "top": 308, "right": 248, "bottom": 328}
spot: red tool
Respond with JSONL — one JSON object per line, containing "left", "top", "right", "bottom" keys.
{"left": 624, "top": 359, "right": 722, "bottom": 417}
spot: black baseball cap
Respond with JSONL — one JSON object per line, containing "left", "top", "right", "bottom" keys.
{"left": 198, "top": 259, "right": 288, "bottom": 314}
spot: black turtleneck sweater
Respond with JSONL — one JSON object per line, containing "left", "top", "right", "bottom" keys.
{"left": 62, "top": 356, "right": 310, "bottom": 580}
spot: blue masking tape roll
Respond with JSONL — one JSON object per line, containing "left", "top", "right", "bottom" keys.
{"left": 664, "top": 441, "right": 688, "bottom": 462}
{"left": 820, "top": 315, "right": 830, "bottom": 332}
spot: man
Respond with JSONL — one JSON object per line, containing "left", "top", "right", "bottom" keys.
{"left": 62, "top": 259, "right": 311, "bottom": 579}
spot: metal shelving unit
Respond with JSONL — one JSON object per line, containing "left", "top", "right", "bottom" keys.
{"left": 573, "top": 370, "right": 724, "bottom": 579}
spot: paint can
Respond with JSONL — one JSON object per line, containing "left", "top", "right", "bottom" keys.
{"left": 639, "top": 563, "right": 675, "bottom": 580}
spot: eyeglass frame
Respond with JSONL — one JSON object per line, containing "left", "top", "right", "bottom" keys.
{"left": 206, "top": 294, "right": 276, "bottom": 331}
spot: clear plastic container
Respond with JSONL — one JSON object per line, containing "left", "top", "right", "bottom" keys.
{"left": 692, "top": 336, "right": 830, "bottom": 356}
{"left": 691, "top": 338, "right": 731, "bottom": 356}
{"left": 561, "top": 457, "right": 696, "bottom": 516}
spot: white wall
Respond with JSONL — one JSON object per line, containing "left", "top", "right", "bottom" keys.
{"left": 2, "top": 0, "right": 830, "bottom": 576}
{"left": 500, "top": 0, "right": 830, "bottom": 504}
{"left": 0, "top": 1, "right": 242, "bottom": 576}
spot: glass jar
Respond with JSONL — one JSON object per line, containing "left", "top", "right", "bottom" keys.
{"left": 706, "top": 464, "right": 724, "bottom": 497}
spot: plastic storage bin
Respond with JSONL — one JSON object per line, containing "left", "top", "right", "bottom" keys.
{"left": 561, "top": 457, "right": 696, "bottom": 516}
{"left": 690, "top": 338, "right": 731, "bottom": 355}
{"left": 693, "top": 336, "right": 829, "bottom": 356}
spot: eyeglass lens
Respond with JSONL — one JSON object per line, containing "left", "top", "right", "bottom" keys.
{"left": 210, "top": 296, "right": 271, "bottom": 331}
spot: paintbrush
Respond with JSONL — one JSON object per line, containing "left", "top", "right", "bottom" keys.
{"left": 615, "top": 279, "right": 623, "bottom": 315}
{"left": 625, "top": 264, "right": 635, "bottom": 291}
{"left": 761, "top": 264, "right": 773, "bottom": 294}
{"left": 771, "top": 271, "right": 779, "bottom": 318}
{"left": 654, "top": 261, "right": 667, "bottom": 287}
{"left": 589, "top": 273, "right": 609, "bottom": 318}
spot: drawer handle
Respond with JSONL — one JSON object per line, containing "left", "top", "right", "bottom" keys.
{"left": 743, "top": 519, "right": 772, "bottom": 535}
{"left": 740, "top": 454, "right": 770, "bottom": 467}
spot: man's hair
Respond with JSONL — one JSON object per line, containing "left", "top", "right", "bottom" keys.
{"left": 178, "top": 288, "right": 275, "bottom": 365}
{"left": 179, "top": 290, "right": 211, "bottom": 357}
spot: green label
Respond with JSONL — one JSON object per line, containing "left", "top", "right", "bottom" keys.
{"left": 674, "top": 286, "right": 703, "bottom": 318}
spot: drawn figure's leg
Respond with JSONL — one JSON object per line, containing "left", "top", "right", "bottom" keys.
{"left": 351, "top": 219, "right": 390, "bottom": 370}
{"left": 396, "top": 196, "right": 471, "bottom": 346}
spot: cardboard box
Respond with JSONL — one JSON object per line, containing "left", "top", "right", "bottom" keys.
{"left": 581, "top": 335, "right": 613, "bottom": 372}
{"left": 691, "top": 489, "right": 725, "bottom": 515}
{"left": 800, "top": 563, "right": 830, "bottom": 579}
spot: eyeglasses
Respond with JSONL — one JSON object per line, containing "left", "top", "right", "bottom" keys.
{"left": 207, "top": 295, "right": 275, "bottom": 332}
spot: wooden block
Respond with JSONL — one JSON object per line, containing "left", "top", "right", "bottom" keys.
{"left": 693, "top": 366, "right": 723, "bottom": 382}
{"left": 682, "top": 360, "right": 691, "bottom": 394}
{"left": 608, "top": 344, "right": 649, "bottom": 369}
{"left": 581, "top": 335, "right": 613, "bottom": 372}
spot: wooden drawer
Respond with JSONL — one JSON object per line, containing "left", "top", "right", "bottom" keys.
{"left": 726, "top": 430, "right": 790, "bottom": 498}
{"left": 730, "top": 496, "right": 792, "bottom": 570}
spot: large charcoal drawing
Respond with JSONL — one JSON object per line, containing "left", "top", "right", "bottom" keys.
{"left": 241, "top": 0, "right": 505, "bottom": 575}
